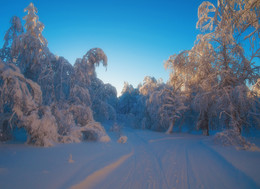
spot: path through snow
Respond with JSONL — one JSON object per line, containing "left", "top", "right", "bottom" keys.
{"left": 0, "top": 125, "right": 259, "bottom": 189}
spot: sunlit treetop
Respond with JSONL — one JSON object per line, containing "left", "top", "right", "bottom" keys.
{"left": 23, "top": 2, "right": 46, "bottom": 45}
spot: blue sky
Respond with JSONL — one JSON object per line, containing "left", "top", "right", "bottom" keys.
{"left": 0, "top": 0, "right": 214, "bottom": 94}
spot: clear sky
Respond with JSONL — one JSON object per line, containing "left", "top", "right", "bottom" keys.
{"left": 0, "top": 0, "right": 214, "bottom": 94}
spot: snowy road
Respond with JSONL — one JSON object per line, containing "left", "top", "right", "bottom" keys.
{"left": 0, "top": 126, "right": 260, "bottom": 189}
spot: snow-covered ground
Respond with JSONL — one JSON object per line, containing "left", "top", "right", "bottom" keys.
{"left": 1, "top": 123, "right": 260, "bottom": 189}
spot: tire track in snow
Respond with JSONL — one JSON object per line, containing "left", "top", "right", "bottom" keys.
{"left": 121, "top": 130, "right": 156, "bottom": 188}
{"left": 119, "top": 149, "right": 137, "bottom": 189}
{"left": 185, "top": 148, "right": 191, "bottom": 189}
{"left": 70, "top": 151, "right": 134, "bottom": 189}
{"left": 149, "top": 137, "right": 185, "bottom": 143}
{"left": 133, "top": 131, "right": 170, "bottom": 189}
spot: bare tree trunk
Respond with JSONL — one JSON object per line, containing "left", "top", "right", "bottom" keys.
{"left": 197, "top": 111, "right": 209, "bottom": 136}
{"left": 166, "top": 119, "right": 175, "bottom": 134}
{"left": 231, "top": 110, "right": 242, "bottom": 135}
{"left": 204, "top": 112, "right": 209, "bottom": 136}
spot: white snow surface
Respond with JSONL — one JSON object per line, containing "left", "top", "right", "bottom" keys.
{"left": 0, "top": 122, "right": 260, "bottom": 189}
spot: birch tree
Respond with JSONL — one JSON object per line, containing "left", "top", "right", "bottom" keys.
{"left": 197, "top": 0, "right": 260, "bottom": 133}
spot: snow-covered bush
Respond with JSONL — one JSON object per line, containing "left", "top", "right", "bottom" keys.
{"left": 82, "top": 122, "right": 110, "bottom": 142}
{"left": 58, "top": 121, "right": 110, "bottom": 143}
{"left": 214, "top": 129, "right": 260, "bottom": 151}
{"left": 22, "top": 107, "right": 58, "bottom": 147}
{"left": 68, "top": 154, "right": 74, "bottom": 163}
{"left": 117, "top": 135, "right": 127, "bottom": 144}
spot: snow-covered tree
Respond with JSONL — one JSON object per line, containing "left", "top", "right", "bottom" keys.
{"left": 118, "top": 82, "right": 136, "bottom": 113}
{"left": 252, "top": 78, "right": 260, "bottom": 97}
{"left": 74, "top": 48, "right": 107, "bottom": 84}
{"left": 23, "top": 2, "right": 46, "bottom": 45}
{"left": 196, "top": 0, "right": 260, "bottom": 133}
{"left": 6, "top": 2, "right": 49, "bottom": 83}
{"left": 0, "top": 3, "right": 112, "bottom": 146}
{"left": 71, "top": 48, "right": 116, "bottom": 122}
{"left": 89, "top": 78, "right": 117, "bottom": 122}
{"left": 139, "top": 76, "right": 160, "bottom": 96}
{"left": 160, "top": 87, "right": 187, "bottom": 134}
{"left": 189, "top": 34, "right": 219, "bottom": 135}
{"left": 0, "top": 60, "right": 58, "bottom": 146}
{"left": 118, "top": 77, "right": 182, "bottom": 131}
{"left": 0, "top": 16, "right": 23, "bottom": 62}
{"left": 138, "top": 77, "right": 169, "bottom": 131}
{"left": 165, "top": 51, "right": 204, "bottom": 133}
{"left": 164, "top": 0, "right": 259, "bottom": 135}
{"left": 117, "top": 81, "right": 146, "bottom": 128}
{"left": 145, "top": 89, "right": 167, "bottom": 131}
{"left": 121, "top": 82, "right": 135, "bottom": 95}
